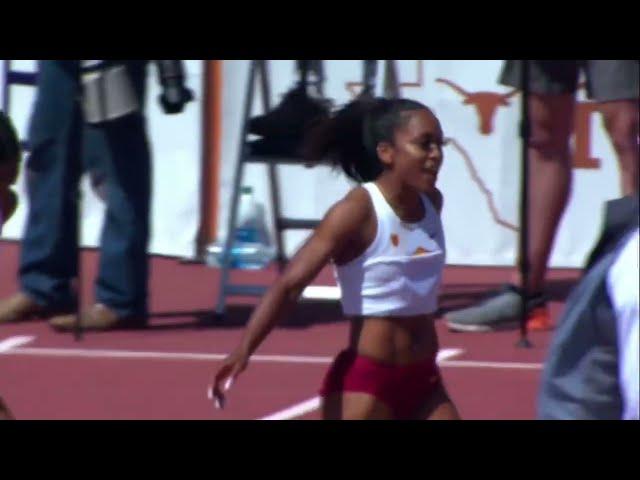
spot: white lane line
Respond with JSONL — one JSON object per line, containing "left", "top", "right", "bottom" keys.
{"left": 440, "top": 360, "right": 542, "bottom": 370}
{"left": 260, "top": 397, "right": 322, "bottom": 421}
{"left": 436, "top": 348, "right": 463, "bottom": 363}
{"left": 5, "top": 348, "right": 333, "bottom": 364}
{"left": 3, "top": 346, "right": 541, "bottom": 370}
{"left": 3, "top": 347, "right": 463, "bottom": 365}
{"left": 0, "top": 336, "right": 35, "bottom": 352}
{"left": 259, "top": 348, "right": 466, "bottom": 421}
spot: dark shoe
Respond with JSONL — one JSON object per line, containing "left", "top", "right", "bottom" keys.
{"left": 248, "top": 85, "right": 330, "bottom": 138}
{"left": 0, "top": 292, "right": 71, "bottom": 324}
{"left": 248, "top": 136, "right": 303, "bottom": 159}
{"left": 49, "top": 303, "right": 146, "bottom": 332}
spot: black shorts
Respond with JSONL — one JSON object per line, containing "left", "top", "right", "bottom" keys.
{"left": 500, "top": 60, "right": 639, "bottom": 102}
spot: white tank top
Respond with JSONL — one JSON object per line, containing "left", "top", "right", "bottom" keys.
{"left": 334, "top": 182, "right": 446, "bottom": 317}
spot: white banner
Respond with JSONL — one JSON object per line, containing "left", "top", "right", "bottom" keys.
{"left": 2, "top": 60, "right": 624, "bottom": 268}
{"left": 0, "top": 60, "right": 204, "bottom": 259}
{"left": 218, "top": 60, "right": 623, "bottom": 268}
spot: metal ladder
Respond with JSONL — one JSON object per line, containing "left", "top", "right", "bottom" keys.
{"left": 212, "top": 60, "right": 326, "bottom": 319}
{"left": 212, "top": 60, "right": 399, "bottom": 320}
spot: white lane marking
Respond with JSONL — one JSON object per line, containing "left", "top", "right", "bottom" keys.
{"left": 260, "top": 397, "right": 321, "bottom": 421}
{"left": 436, "top": 348, "right": 463, "bottom": 363}
{"left": 0, "top": 336, "right": 35, "bottom": 352}
{"left": 440, "top": 360, "right": 542, "bottom": 370}
{"left": 5, "top": 348, "right": 333, "bottom": 364}
{"left": 3, "top": 346, "right": 541, "bottom": 370}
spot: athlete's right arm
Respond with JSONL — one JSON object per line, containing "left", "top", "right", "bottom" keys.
{"left": 210, "top": 188, "right": 373, "bottom": 408}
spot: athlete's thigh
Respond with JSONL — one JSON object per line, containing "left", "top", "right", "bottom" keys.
{"left": 322, "top": 392, "right": 394, "bottom": 420}
{"left": 414, "top": 384, "right": 461, "bottom": 420}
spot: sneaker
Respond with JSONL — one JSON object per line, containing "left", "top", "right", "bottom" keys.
{"left": 527, "top": 305, "right": 554, "bottom": 331}
{"left": 445, "top": 284, "right": 551, "bottom": 333}
{"left": 248, "top": 84, "right": 330, "bottom": 138}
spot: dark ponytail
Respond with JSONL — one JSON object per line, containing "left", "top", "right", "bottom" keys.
{"left": 303, "top": 97, "right": 430, "bottom": 183}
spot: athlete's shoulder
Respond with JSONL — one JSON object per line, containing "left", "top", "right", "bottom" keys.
{"left": 320, "top": 185, "right": 374, "bottom": 235}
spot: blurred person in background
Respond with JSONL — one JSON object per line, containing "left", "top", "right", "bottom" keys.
{"left": 538, "top": 195, "right": 638, "bottom": 420}
{"left": 447, "top": 60, "right": 639, "bottom": 333}
{"left": 0, "top": 60, "right": 193, "bottom": 332}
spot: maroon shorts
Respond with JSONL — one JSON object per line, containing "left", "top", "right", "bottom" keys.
{"left": 319, "top": 349, "right": 442, "bottom": 419}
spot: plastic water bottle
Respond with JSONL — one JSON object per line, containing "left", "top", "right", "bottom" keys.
{"left": 206, "top": 186, "right": 275, "bottom": 269}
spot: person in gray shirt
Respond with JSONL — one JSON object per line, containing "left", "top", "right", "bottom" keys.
{"left": 538, "top": 195, "right": 639, "bottom": 420}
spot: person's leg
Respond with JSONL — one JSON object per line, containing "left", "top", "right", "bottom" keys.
{"left": 600, "top": 101, "right": 639, "bottom": 195}
{"left": 322, "top": 393, "right": 394, "bottom": 420}
{"left": 523, "top": 93, "right": 576, "bottom": 293}
{"left": 320, "top": 349, "right": 396, "bottom": 419}
{"left": 586, "top": 61, "right": 640, "bottom": 196}
{"left": 93, "top": 110, "right": 151, "bottom": 320}
{"left": 414, "top": 384, "right": 460, "bottom": 420}
{"left": 49, "top": 63, "right": 151, "bottom": 332}
{"left": 18, "top": 61, "right": 82, "bottom": 311}
{"left": 447, "top": 61, "right": 578, "bottom": 332}
{"left": 90, "top": 62, "right": 151, "bottom": 322}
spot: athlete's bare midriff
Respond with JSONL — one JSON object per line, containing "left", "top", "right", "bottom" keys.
{"left": 346, "top": 313, "right": 440, "bottom": 365}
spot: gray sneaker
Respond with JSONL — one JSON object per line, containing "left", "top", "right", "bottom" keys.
{"left": 446, "top": 285, "right": 547, "bottom": 332}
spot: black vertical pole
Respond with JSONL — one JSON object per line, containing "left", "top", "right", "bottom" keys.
{"left": 74, "top": 63, "right": 83, "bottom": 342}
{"left": 517, "top": 60, "right": 532, "bottom": 348}
{"left": 74, "top": 184, "right": 83, "bottom": 341}
{"left": 362, "top": 60, "right": 377, "bottom": 97}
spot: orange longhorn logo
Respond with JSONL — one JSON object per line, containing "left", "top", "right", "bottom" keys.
{"left": 436, "top": 78, "right": 519, "bottom": 136}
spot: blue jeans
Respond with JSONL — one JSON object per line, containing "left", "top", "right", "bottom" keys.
{"left": 19, "top": 60, "right": 151, "bottom": 318}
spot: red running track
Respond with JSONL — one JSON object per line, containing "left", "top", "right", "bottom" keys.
{"left": 0, "top": 241, "right": 580, "bottom": 420}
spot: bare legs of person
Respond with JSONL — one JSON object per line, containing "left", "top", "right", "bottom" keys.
{"left": 322, "top": 385, "right": 460, "bottom": 420}
{"left": 599, "top": 99, "right": 639, "bottom": 196}
{"left": 517, "top": 96, "right": 639, "bottom": 291}
{"left": 517, "top": 93, "right": 575, "bottom": 294}
{"left": 447, "top": 93, "right": 638, "bottom": 332}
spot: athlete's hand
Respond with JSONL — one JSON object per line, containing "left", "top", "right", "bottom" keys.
{"left": 209, "top": 348, "right": 250, "bottom": 410}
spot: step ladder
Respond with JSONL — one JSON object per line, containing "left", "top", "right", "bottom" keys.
{"left": 211, "top": 60, "right": 399, "bottom": 320}
{"left": 211, "top": 60, "right": 329, "bottom": 319}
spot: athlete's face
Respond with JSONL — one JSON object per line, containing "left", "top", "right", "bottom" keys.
{"left": 377, "top": 109, "right": 445, "bottom": 193}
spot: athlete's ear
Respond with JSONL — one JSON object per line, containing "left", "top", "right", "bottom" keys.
{"left": 377, "top": 141, "right": 394, "bottom": 167}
